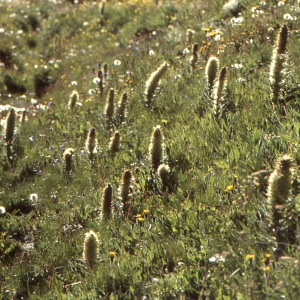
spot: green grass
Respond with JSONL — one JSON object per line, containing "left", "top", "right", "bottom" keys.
{"left": 1, "top": 0, "right": 300, "bottom": 299}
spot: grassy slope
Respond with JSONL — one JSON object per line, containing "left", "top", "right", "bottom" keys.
{"left": 1, "top": 0, "right": 300, "bottom": 299}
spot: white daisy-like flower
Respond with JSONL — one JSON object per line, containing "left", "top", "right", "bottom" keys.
{"left": 0, "top": 206, "right": 5, "bottom": 216}
{"left": 71, "top": 81, "right": 77, "bottom": 86}
{"left": 149, "top": 50, "right": 155, "bottom": 56}
{"left": 114, "top": 59, "right": 121, "bottom": 66}
{"left": 92, "top": 77, "right": 100, "bottom": 84}
{"left": 88, "top": 89, "right": 95, "bottom": 95}
{"left": 231, "top": 63, "right": 243, "bottom": 69}
{"left": 283, "top": 13, "right": 293, "bottom": 20}
{"left": 183, "top": 48, "right": 190, "bottom": 54}
{"left": 278, "top": 1, "right": 285, "bottom": 6}
{"left": 29, "top": 193, "right": 38, "bottom": 202}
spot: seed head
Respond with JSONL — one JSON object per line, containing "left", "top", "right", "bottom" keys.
{"left": 5, "top": 108, "right": 15, "bottom": 144}
{"left": 270, "top": 24, "right": 289, "bottom": 104}
{"left": 205, "top": 56, "right": 219, "bottom": 96}
{"left": 102, "top": 184, "right": 113, "bottom": 220}
{"left": 63, "top": 148, "right": 74, "bottom": 173}
{"left": 83, "top": 230, "right": 99, "bottom": 270}
{"left": 68, "top": 90, "right": 79, "bottom": 110}
{"left": 149, "top": 125, "right": 165, "bottom": 171}
{"left": 116, "top": 92, "right": 128, "bottom": 120}
{"left": 105, "top": 88, "right": 115, "bottom": 119}
{"left": 86, "top": 127, "right": 98, "bottom": 156}
{"left": 268, "top": 155, "right": 292, "bottom": 207}
{"left": 109, "top": 131, "right": 120, "bottom": 154}
{"left": 144, "top": 62, "right": 168, "bottom": 104}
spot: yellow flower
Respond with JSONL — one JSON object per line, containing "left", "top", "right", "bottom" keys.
{"left": 137, "top": 217, "right": 145, "bottom": 224}
{"left": 225, "top": 185, "right": 234, "bottom": 192}
{"left": 162, "top": 119, "right": 168, "bottom": 124}
{"left": 109, "top": 251, "right": 116, "bottom": 263}
{"left": 143, "top": 209, "right": 149, "bottom": 216}
{"left": 246, "top": 254, "right": 255, "bottom": 260}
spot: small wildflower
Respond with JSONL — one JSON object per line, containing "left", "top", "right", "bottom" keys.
{"left": 246, "top": 254, "right": 255, "bottom": 260}
{"left": 92, "top": 77, "right": 101, "bottom": 84}
{"left": 71, "top": 81, "right": 77, "bottom": 86}
{"left": 0, "top": 206, "right": 6, "bottom": 216}
{"left": 278, "top": 1, "right": 284, "bottom": 6}
{"left": 225, "top": 184, "right": 234, "bottom": 192}
{"left": 137, "top": 217, "right": 145, "bottom": 224}
{"left": 109, "top": 251, "right": 116, "bottom": 263}
{"left": 143, "top": 209, "right": 149, "bottom": 216}
{"left": 114, "top": 59, "right": 121, "bottom": 66}
{"left": 29, "top": 193, "right": 38, "bottom": 202}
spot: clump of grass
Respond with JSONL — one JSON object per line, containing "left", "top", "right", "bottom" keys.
{"left": 34, "top": 68, "right": 54, "bottom": 98}
{"left": 269, "top": 24, "right": 288, "bottom": 105}
{"left": 205, "top": 56, "right": 219, "bottom": 98}
{"left": 3, "top": 74, "right": 26, "bottom": 94}
{"left": 102, "top": 184, "right": 112, "bottom": 220}
{"left": 144, "top": 62, "right": 168, "bottom": 106}
{"left": 83, "top": 230, "right": 99, "bottom": 270}
{"left": 149, "top": 125, "right": 165, "bottom": 171}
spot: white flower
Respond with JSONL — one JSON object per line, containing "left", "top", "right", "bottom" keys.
{"left": 71, "top": 81, "right": 77, "bottom": 86}
{"left": 283, "top": 13, "right": 293, "bottom": 20}
{"left": 278, "top": 1, "right": 285, "bottom": 6}
{"left": 88, "top": 89, "right": 95, "bottom": 95}
{"left": 29, "top": 193, "right": 38, "bottom": 202}
{"left": 0, "top": 28, "right": 5, "bottom": 33}
{"left": 114, "top": 59, "right": 121, "bottom": 66}
{"left": 92, "top": 77, "right": 100, "bottom": 84}
{"left": 214, "top": 34, "right": 221, "bottom": 41}
{"left": 17, "top": 30, "right": 23, "bottom": 35}
{"left": 237, "top": 78, "right": 246, "bottom": 84}
{"left": 149, "top": 50, "right": 155, "bottom": 56}
{"left": 0, "top": 206, "right": 5, "bottom": 216}
{"left": 183, "top": 48, "right": 190, "bottom": 54}
{"left": 231, "top": 63, "right": 243, "bottom": 69}
{"left": 83, "top": 22, "right": 89, "bottom": 27}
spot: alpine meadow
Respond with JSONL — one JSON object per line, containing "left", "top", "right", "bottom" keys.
{"left": 2, "top": 0, "right": 300, "bottom": 299}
